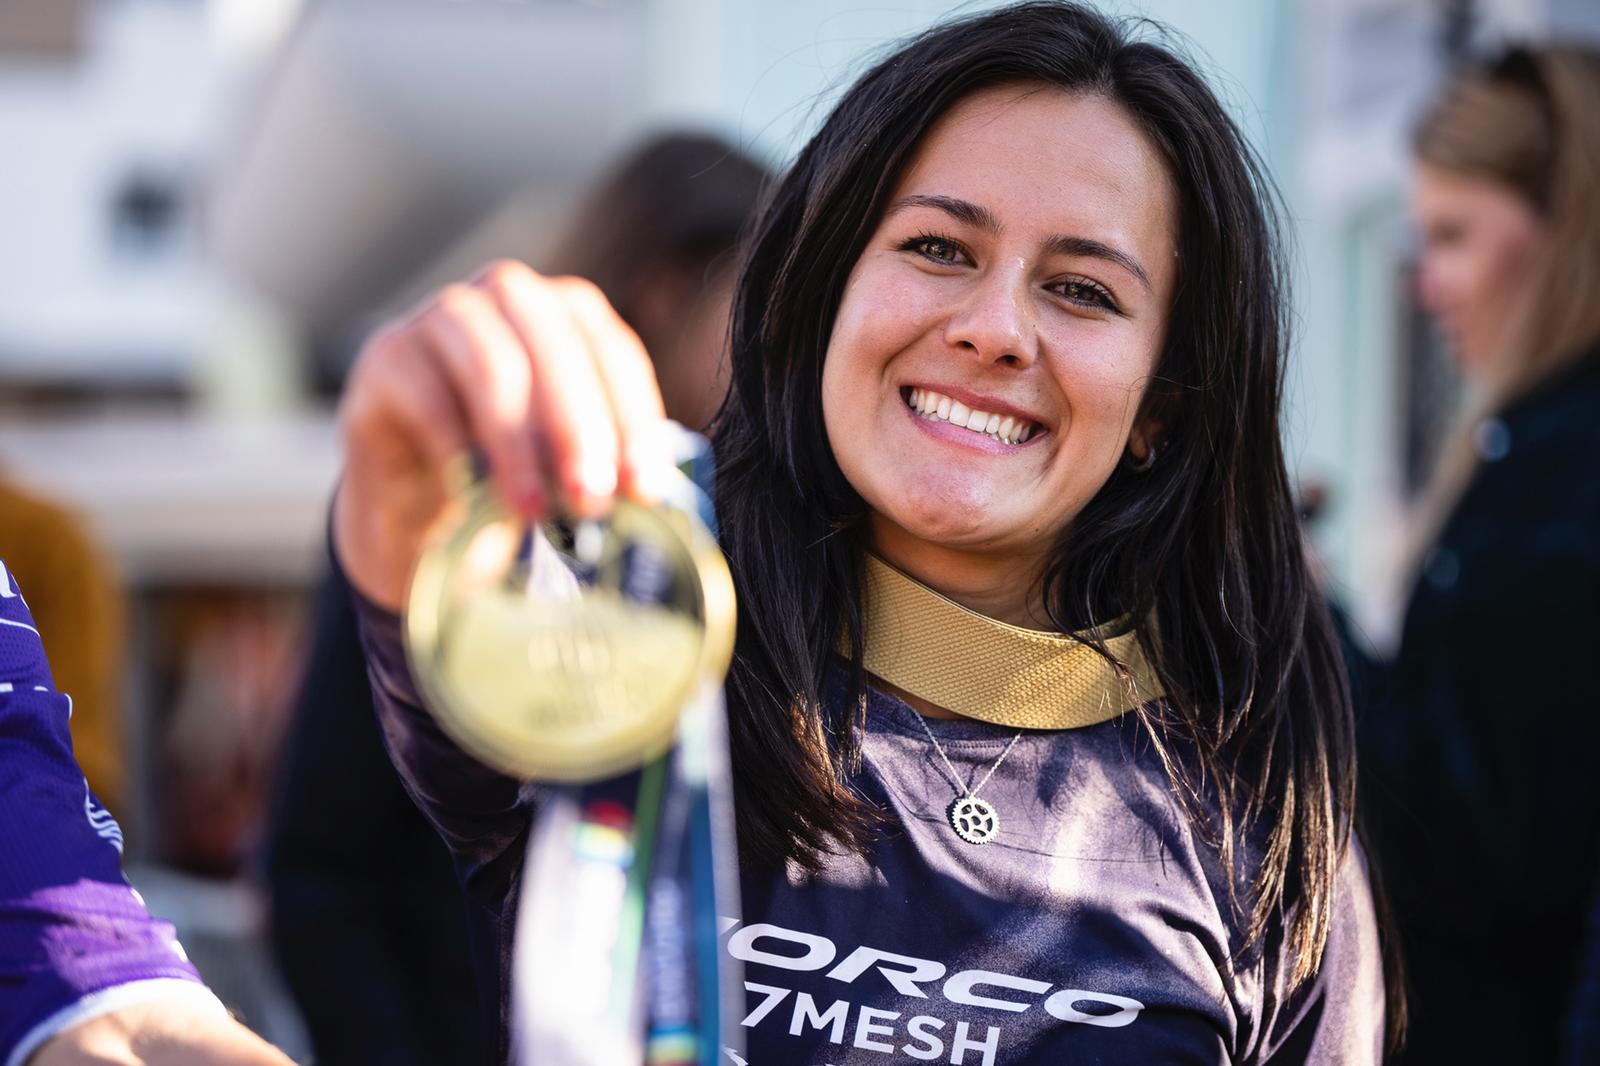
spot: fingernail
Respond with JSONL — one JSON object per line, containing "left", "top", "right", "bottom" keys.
{"left": 628, "top": 447, "right": 678, "bottom": 504}
{"left": 517, "top": 484, "right": 546, "bottom": 519}
{"left": 576, "top": 453, "right": 618, "bottom": 503}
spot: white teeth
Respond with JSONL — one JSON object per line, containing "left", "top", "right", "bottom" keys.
{"left": 905, "top": 388, "right": 1036, "bottom": 445}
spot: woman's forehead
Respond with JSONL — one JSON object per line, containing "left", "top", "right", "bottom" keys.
{"left": 890, "top": 85, "right": 1179, "bottom": 289}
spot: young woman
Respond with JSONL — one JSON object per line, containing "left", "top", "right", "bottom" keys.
{"left": 1362, "top": 42, "right": 1600, "bottom": 1066}
{"left": 334, "top": 3, "right": 1388, "bottom": 1061}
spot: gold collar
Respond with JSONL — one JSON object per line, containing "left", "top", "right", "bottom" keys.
{"left": 854, "top": 554, "right": 1161, "bottom": 730}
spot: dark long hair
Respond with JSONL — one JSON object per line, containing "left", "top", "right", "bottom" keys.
{"left": 543, "top": 132, "right": 771, "bottom": 340}
{"left": 713, "top": 1, "right": 1357, "bottom": 994}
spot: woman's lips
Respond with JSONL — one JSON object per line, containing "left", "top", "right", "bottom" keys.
{"left": 903, "top": 386, "right": 1042, "bottom": 445}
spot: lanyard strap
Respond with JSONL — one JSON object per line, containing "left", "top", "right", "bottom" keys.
{"left": 512, "top": 437, "right": 742, "bottom": 1066}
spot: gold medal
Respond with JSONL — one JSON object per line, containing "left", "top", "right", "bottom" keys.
{"left": 404, "top": 465, "right": 735, "bottom": 782}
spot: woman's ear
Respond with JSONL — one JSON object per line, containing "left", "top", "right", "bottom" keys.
{"left": 1125, "top": 372, "right": 1173, "bottom": 469}
{"left": 1124, "top": 417, "right": 1164, "bottom": 471}
{"left": 1129, "top": 415, "right": 1163, "bottom": 458}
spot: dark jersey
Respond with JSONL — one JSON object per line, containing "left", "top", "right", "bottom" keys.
{"left": 354, "top": 588, "right": 1383, "bottom": 1065}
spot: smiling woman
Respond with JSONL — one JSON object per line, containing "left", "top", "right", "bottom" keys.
{"left": 330, "top": 3, "right": 1392, "bottom": 1063}
{"left": 822, "top": 87, "right": 1175, "bottom": 624}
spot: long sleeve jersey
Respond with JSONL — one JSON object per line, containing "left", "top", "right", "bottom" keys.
{"left": 351, "top": 573, "right": 1386, "bottom": 1065}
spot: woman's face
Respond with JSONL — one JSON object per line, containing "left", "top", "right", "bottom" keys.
{"left": 820, "top": 85, "right": 1178, "bottom": 595}
{"left": 1413, "top": 163, "right": 1547, "bottom": 382}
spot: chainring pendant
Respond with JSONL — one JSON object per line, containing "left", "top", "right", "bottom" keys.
{"left": 947, "top": 796, "right": 1000, "bottom": 845}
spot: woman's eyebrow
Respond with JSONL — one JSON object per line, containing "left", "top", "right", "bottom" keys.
{"left": 890, "top": 194, "right": 1001, "bottom": 232}
{"left": 889, "top": 194, "right": 1154, "bottom": 294}
{"left": 1043, "top": 234, "right": 1153, "bottom": 294}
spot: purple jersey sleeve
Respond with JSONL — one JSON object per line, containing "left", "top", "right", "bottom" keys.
{"left": 0, "top": 559, "right": 219, "bottom": 1066}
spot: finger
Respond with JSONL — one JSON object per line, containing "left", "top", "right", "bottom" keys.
{"left": 371, "top": 339, "right": 474, "bottom": 480}
{"left": 555, "top": 276, "right": 676, "bottom": 502}
{"left": 474, "top": 261, "right": 620, "bottom": 516}
{"left": 336, "top": 330, "right": 477, "bottom": 609}
{"left": 414, "top": 281, "right": 545, "bottom": 516}
{"left": 341, "top": 327, "right": 471, "bottom": 476}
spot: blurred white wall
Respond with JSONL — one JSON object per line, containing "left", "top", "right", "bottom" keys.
{"left": 639, "top": 0, "right": 1288, "bottom": 160}
{"left": 207, "top": 0, "right": 640, "bottom": 337}
{"left": 0, "top": 0, "right": 220, "bottom": 384}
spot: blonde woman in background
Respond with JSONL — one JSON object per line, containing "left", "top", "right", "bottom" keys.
{"left": 1361, "top": 42, "right": 1600, "bottom": 1066}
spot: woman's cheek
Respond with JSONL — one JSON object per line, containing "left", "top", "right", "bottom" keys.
{"left": 831, "top": 271, "right": 926, "bottom": 368}
{"left": 1049, "top": 330, "right": 1160, "bottom": 422}
{"left": 866, "top": 273, "right": 948, "bottom": 343}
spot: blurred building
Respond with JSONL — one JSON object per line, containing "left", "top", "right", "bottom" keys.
{"left": 4, "top": 0, "right": 1598, "bottom": 621}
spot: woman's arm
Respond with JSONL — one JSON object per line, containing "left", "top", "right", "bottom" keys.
{"left": 330, "top": 262, "right": 678, "bottom": 891}
{"left": 329, "top": 265, "right": 677, "bottom": 1063}
{"left": 0, "top": 561, "right": 288, "bottom": 1066}
{"left": 1254, "top": 840, "right": 1387, "bottom": 1065}
{"left": 28, "top": 996, "right": 292, "bottom": 1066}
{"left": 343, "top": 550, "right": 532, "bottom": 906}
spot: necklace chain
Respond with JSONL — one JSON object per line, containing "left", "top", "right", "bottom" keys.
{"left": 909, "top": 710, "right": 1023, "bottom": 799}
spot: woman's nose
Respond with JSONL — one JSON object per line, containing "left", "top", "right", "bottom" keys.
{"left": 1414, "top": 258, "right": 1445, "bottom": 316}
{"left": 1415, "top": 250, "right": 1466, "bottom": 320}
{"left": 943, "top": 267, "right": 1038, "bottom": 367}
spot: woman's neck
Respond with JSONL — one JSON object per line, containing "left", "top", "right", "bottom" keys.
{"left": 867, "top": 517, "right": 1050, "bottom": 629}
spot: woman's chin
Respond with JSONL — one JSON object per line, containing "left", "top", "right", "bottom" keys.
{"left": 870, "top": 495, "right": 1018, "bottom": 554}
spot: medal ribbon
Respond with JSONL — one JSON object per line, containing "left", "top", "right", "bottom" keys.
{"left": 512, "top": 434, "right": 742, "bottom": 1066}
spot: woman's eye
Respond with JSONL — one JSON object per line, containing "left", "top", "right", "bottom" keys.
{"left": 1056, "top": 278, "right": 1119, "bottom": 312}
{"left": 902, "top": 235, "right": 965, "bottom": 264}
{"left": 1426, "top": 223, "right": 1466, "bottom": 249}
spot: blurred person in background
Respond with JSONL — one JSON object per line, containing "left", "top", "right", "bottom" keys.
{"left": 1360, "top": 42, "right": 1600, "bottom": 1066}
{"left": 1, "top": 559, "right": 292, "bottom": 1066}
{"left": 263, "top": 131, "right": 770, "bottom": 1066}
{"left": 0, "top": 477, "right": 126, "bottom": 817}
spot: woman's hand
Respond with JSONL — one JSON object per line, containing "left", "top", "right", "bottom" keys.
{"left": 29, "top": 998, "right": 294, "bottom": 1065}
{"left": 334, "top": 261, "right": 668, "bottom": 611}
